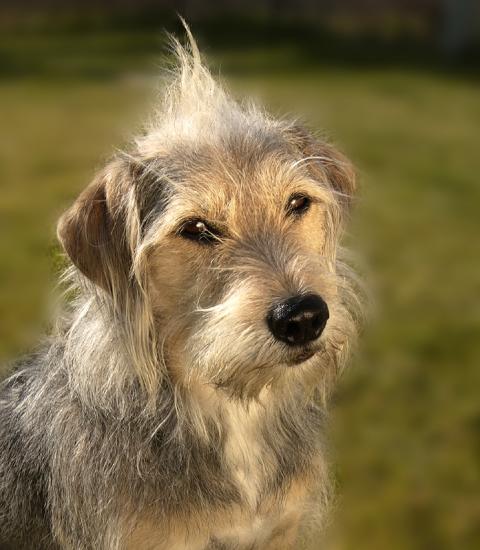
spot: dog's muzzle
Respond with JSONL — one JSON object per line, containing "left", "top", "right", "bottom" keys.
{"left": 266, "top": 293, "right": 329, "bottom": 346}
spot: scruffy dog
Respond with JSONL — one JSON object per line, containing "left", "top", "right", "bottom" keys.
{"left": 0, "top": 30, "right": 361, "bottom": 550}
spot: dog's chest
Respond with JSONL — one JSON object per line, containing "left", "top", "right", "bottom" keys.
{"left": 222, "top": 402, "right": 266, "bottom": 508}
{"left": 126, "top": 481, "right": 306, "bottom": 550}
{"left": 203, "top": 404, "right": 307, "bottom": 547}
{"left": 125, "top": 400, "right": 318, "bottom": 549}
{"left": 127, "top": 496, "right": 302, "bottom": 550}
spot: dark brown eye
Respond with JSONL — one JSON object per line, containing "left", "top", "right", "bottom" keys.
{"left": 287, "top": 194, "right": 311, "bottom": 217}
{"left": 179, "top": 219, "right": 220, "bottom": 245}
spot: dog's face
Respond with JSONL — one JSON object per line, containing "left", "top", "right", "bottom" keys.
{"left": 58, "top": 60, "right": 358, "bottom": 400}
{"left": 144, "top": 134, "right": 355, "bottom": 397}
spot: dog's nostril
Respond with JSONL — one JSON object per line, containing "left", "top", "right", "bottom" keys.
{"left": 267, "top": 293, "right": 329, "bottom": 346}
{"left": 285, "top": 320, "right": 300, "bottom": 343}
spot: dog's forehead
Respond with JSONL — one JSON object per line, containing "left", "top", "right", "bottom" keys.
{"left": 163, "top": 137, "right": 309, "bottom": 218}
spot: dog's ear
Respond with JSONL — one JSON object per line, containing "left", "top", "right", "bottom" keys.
{"left": 286, "top": 124, "right": 356, "bottom": 211}
{"left": 57, "top": 158, "right": 133, "bottom": 293}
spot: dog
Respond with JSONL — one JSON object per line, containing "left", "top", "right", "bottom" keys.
{"left": 0, "top": 28, "right": 361, "bottom": 550}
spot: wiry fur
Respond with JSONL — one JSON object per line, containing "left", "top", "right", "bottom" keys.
{"left": 0, "top": 28, "right": 362, "bottom": 550}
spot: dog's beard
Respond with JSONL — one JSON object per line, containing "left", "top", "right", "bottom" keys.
{"left": 176, "top": 315, "right": 341, "bottom": 400}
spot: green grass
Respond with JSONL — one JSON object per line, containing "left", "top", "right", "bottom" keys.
{"left": 1, "top": 28, "right": 479, "bottom": 550}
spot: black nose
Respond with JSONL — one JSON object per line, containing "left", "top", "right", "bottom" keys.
{"left": 267, "top": 294, "right": 329, "bottom": 346}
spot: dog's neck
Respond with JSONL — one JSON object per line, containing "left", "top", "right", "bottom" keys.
{"left": 178, "top": 380, "right": 323, "bottom": 508}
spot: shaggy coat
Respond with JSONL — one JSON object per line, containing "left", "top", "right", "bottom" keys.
{"left": 0, "top": 31, "right": 361, "bottom": 550}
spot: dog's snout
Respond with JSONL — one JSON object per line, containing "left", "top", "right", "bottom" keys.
{"left": 267, "top": 294, "right": 329, "bottom": 346}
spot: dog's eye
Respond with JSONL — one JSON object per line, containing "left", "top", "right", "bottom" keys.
{"left": 286, "top": 194, "right": 311, "bottom": 217}
{"left": 179, "top": 219, "right": 220, "bottom": 245}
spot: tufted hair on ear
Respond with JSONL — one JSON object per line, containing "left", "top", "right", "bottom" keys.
{"left": 285, "top": 124, "right": 356, "bottom": 212}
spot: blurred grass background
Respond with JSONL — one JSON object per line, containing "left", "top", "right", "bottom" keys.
{"left": 1, "top": 2, "right": 479, "bottom": 549}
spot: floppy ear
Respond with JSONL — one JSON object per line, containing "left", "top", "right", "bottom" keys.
{"left": 57, "top": 159, "right": 133, "bottom": 293}
{"left": 58, "top": 158, "right": 164, "bottom": 401}
{"left": 286, "top": 124, "right": 356, "bottom": 211}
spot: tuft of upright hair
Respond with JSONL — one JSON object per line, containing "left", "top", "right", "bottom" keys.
{"left": 0, "top": 24, "right": 363, "bottom": 550}
{"left": 140, "top": 27, "right": 278, "bottom": 156}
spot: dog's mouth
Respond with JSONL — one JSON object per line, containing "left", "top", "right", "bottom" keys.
{"left": 285, "top": 348, "right": 318, "bottom": 367}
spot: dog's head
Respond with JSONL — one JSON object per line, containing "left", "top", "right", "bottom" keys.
{"left": 58, "top": 39, "right": 360, "bottom": 401}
